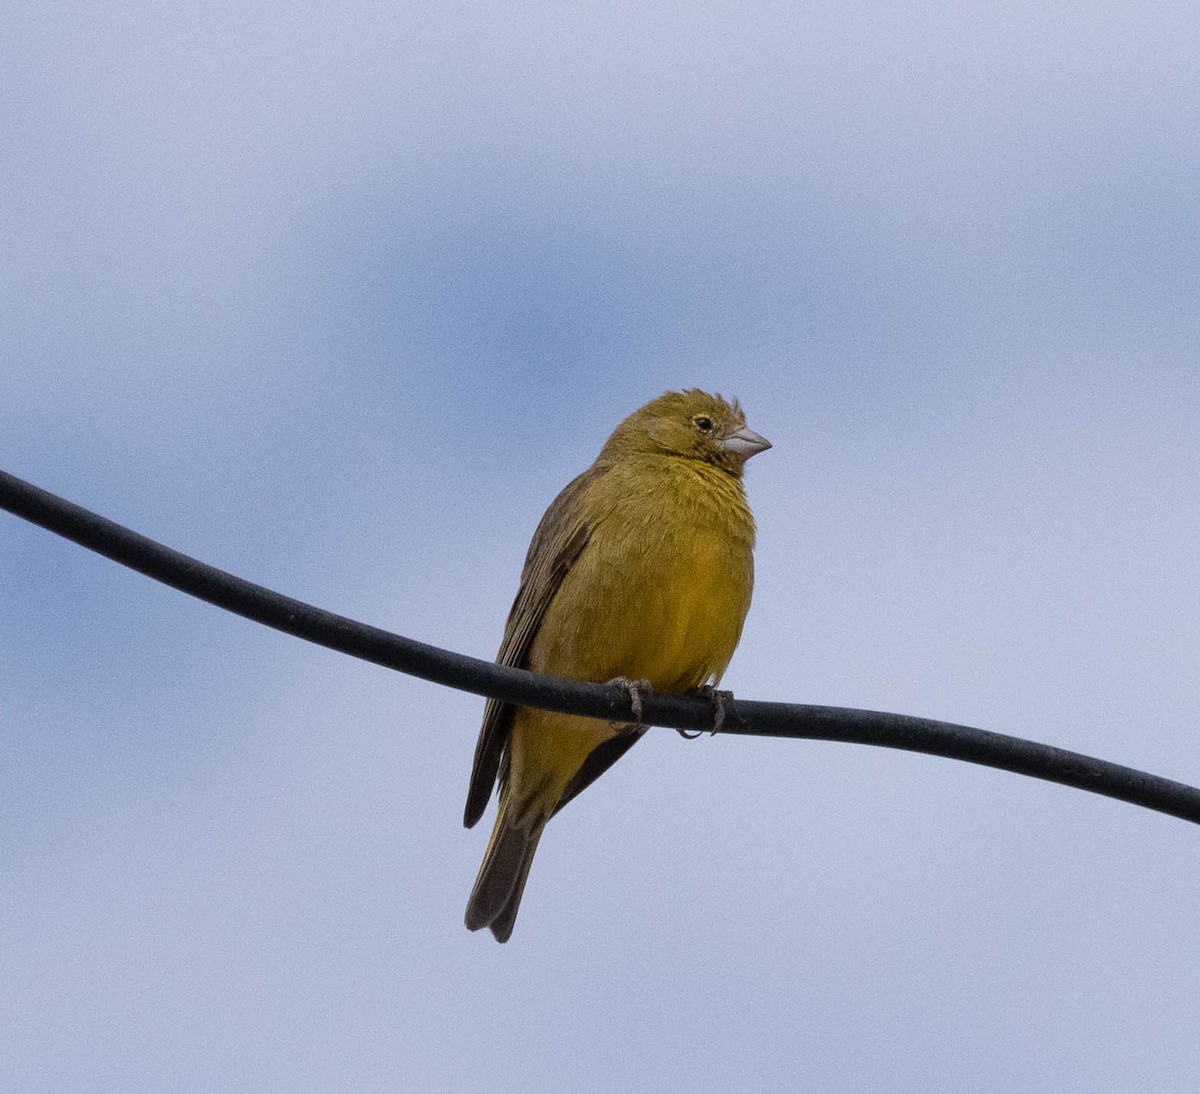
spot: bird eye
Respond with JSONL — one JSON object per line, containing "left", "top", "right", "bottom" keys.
{"left": 693, "top": 416, "right": 714, "bottom": 433}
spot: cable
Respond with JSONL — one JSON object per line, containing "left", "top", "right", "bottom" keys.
{"left": 2, "top": 467, "right": 1198, "bottom": 825}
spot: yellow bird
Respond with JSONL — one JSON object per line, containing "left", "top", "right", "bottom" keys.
{"left": 463, "top": 389, "right": 770, "bottom": 941}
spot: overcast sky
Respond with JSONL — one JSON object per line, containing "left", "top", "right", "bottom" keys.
{"left": 4, "top": 4, "right": 1199, "bottom": 1091}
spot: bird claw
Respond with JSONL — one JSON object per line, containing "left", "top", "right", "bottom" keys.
{"left": 607, "top": 676, "right": 653, "bottom": 729}
{"left": 679, "top": 685, "right": 733, "bottom": 739}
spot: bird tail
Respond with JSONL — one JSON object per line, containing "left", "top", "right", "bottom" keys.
{"left": 464, "top": 802, "right": 546, "bottom": 943}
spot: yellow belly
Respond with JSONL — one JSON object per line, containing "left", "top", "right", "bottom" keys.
{"left": 532, "top": 529, "right": 749, "bottom": 690}
{"left": 508, "top": 458, "right": 756, "bottom": 816}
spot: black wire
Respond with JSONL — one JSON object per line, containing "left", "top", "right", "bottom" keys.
{"left": 3, "top": 467, "right": 1199, "bottom": 826}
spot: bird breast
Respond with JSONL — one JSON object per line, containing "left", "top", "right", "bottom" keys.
{"left": 529, "top": 459, "right": 756, "bottom": 693}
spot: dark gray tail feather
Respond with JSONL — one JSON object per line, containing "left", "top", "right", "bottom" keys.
{"left": 465, "top": 814, "right": 544, "bottom": 943}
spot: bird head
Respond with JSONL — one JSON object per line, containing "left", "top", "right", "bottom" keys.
{"left": 600, "top": 389, "right": 771, "bottom": 475}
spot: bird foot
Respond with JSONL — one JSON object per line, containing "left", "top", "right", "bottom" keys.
{"left": 679, "top": 685, "right": 733, "bottom": 739}
{"left": 607, "top": 677, "right": 653, "bottom": 728}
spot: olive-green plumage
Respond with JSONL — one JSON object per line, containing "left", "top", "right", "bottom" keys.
{"left": 463, "top": 389, "right": 770, "bottom": 941}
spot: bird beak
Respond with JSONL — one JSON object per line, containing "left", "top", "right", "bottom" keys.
{"left": 721, "top": 425, "right": 772, "bottom": 461}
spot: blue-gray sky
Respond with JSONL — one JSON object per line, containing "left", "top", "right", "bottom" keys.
{"left": 4, "top": 4, "right": 1199, "bottom": 1091}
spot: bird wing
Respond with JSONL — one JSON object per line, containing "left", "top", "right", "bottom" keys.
{"left": 462, "top": 465, "right": 603, "bottom": 828}
{"left": 550, "top": 727, "right": 643, "bottom": 817}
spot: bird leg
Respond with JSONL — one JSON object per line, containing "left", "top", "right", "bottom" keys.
{"left": 606, "top": 676, "right": 653, "bottom": 729}
{"left": 680, "top": 685, "right": 733, "bottom": 738}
